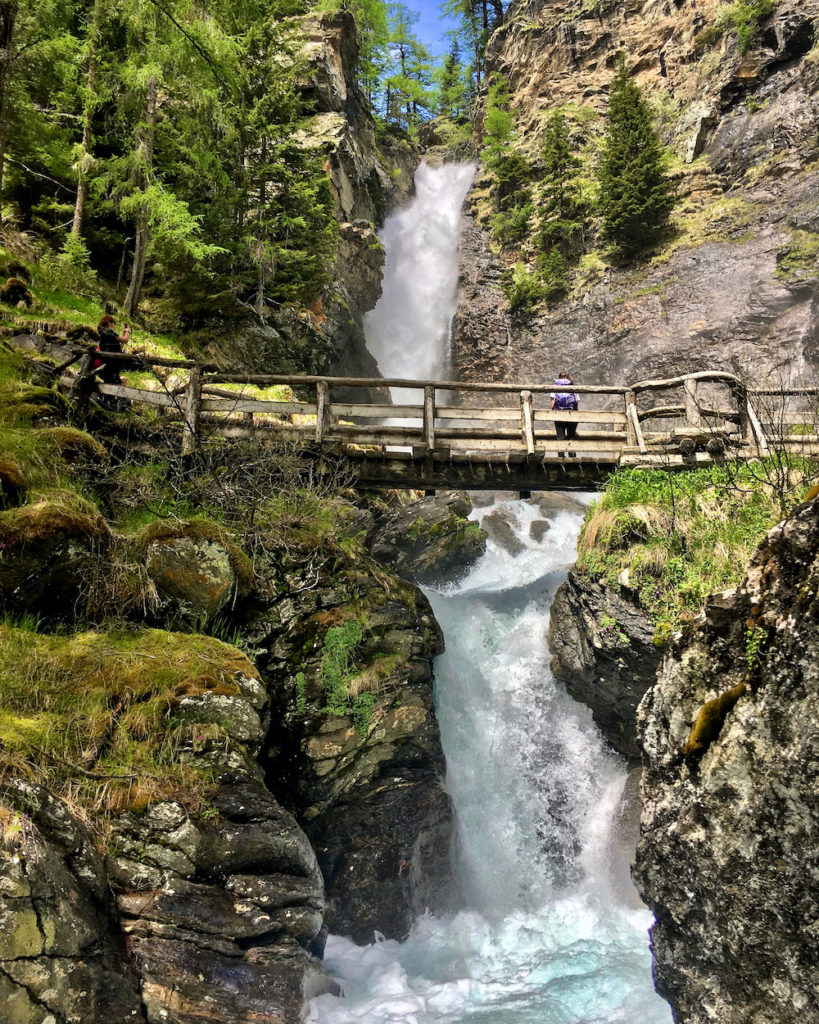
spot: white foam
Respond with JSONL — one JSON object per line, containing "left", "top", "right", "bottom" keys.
{"left": 308, "top": 499, "right": 672, "bottom": 1024}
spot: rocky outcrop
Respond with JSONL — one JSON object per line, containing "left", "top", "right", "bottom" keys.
{"left": 633, "top": 496, "right": 819, "bottom": 1024}
{"left": 549, "top": 568, "right": 661, "bottom": 759}
{"left": 0, "top": 629, "right": 334, "bottom": 1024}
{"left": 367, "top": 491, "right": 487, "bottom": 586}
{"left": 0, "top": 496, "right": 110, "bottom": 619}
{"left": 249, "top": 535, "right": 451, "bottom": 943}
{"left": 453, "top": 0, "right": 819, "bottom": 388}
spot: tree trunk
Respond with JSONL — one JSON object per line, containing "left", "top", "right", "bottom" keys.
{"left": 124, "top": 73, "right": 157, "bottom": 319}
{"left": 0, "top": 2, "right": 19, "bottom": 219}
{"left": 72, "top": 1, "right": 103, "bottom": 238}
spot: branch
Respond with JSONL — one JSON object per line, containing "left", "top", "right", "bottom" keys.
{"left": 5, "top": 157, "right": 75, "bottom": 194}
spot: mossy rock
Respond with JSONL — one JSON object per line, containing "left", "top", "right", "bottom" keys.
{"left": 0, "top": 494, "right": 110, "bottom": 618}
{"left": 41, "top": 427, "right": 108, "bottom": 465}
{"left": 0, "top": 459, "right": 25, "bottom": 508}
{"left": 138, "top": 518, "right": 254, "bottom": 627}
{"left": 0, "top": 624, "right": 261, "bottom": 817}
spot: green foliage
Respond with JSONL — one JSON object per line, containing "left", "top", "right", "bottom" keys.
{"left": 577, "top": 463, "right": 812, "bottom": 636}
{"left": 321, "top": 619, "right": 364, "bottom": 715}
{"left": 745, "top": 624, "right": 768, "bottom": 668}
{"left": 539, "top": 110, "right": 586, "bottom": 254}
{"left": 717, "top": 0, "right": 775, "bottom": 52}
{"left": 501, "top": 261, "right": 546, "bottom": 313}
{"left": 491, "top": 203, "right": 532, "bottom": 244}
{"left": 538, "top": 247, "right": 571, "bottom": 302}
{"left": 597, "top": 54, "right": 675, "bottom": 258}
{"left": 295, "top": 671, "right": 307, "bottom": 715}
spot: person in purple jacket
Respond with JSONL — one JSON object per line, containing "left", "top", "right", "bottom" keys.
{"left": 550, "top": 372, "right": 579, "bottom": 457}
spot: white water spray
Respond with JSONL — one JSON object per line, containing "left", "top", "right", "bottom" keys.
{"left": 364, "top": 162, "right": 475, "bottom": 403}
{"left": 307, "top": 164, "right": 671, "bottom": 1024}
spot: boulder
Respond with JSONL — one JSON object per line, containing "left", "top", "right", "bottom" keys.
{"left": 633, "top": 496, "right": 819, "bottom": 1024}
{"left": 368, "top": 491, "right": 487, "bottom": 587}
{"left": 139, "top": 520, "right": 253, "bottom": 627}
{"left": 548, "top": 567, "right": 662, "bottom": 759}
{"left": 0, "top": 496, "right": 110, "bottom": 619}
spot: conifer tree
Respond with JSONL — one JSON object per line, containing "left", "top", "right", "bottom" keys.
{"left": 597, "top": 53, "right": 674, "bottom": 258}
{"left": 538, "top": 109, "right": 586, "bottom": 300}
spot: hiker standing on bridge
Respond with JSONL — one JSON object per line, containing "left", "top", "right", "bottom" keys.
{"left": 550, "top": 372, "right": 579, "bottom": 457}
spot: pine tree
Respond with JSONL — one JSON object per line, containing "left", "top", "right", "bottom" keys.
{"left": 537, "top": 110, "right": 586, "bottom": 300}
{"left": 597, "top": 53, "right": 674, "bottom": 258}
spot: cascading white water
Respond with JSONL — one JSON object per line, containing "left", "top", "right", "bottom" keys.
{"left": 364, "top": 162, "right": 475, "bottom": 403}
{"left": 307, "top": 163, "right": 671, "bottom": 1024}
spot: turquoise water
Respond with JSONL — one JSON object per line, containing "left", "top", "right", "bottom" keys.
{"left": 307, "top": 499, "right": 672, "bottom": 1024}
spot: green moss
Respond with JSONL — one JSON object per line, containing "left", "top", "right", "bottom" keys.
{"left": 0, "top": 624, "right": 255, "bottom": 821}
{"left": 776, "top": 229, "right": 819, "bottom": 282}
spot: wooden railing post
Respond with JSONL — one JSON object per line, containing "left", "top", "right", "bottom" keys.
{"left": 181, "top": 366, "right": 202, "bottom": 455}
{"left": 625, "top": 390, "right": 638, "bottom": 447}
{"left": 745, "top": 392, "right": 769, "bottom": 454}
{"left": 423, "top": 385, "right": 436, "bottom": 452}
{"left": 315, "top": 380, "right": 329, "bottom": 443}
{"left": 70, "top": 350, "right": 96, "bottom": 412}
{"left": 520, "top": 390, "right": 535, "bottom": 455}
{"left": 626, "top": 391, "right": 647, "bottom": 454}
{"left": 684, "top": 377, "right": 702, "bottom": 426}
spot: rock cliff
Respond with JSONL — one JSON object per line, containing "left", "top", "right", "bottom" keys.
{"left": 633, "top": 496, "right": 819, "bottom": 1024}
{"left": 453, "top": 0, "right": 819, "bottom": 388}
{"left": 549, "top": 567, "right": 661, "bottom": 758}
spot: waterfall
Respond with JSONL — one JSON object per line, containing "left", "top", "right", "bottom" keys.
{"left": 307, "top": 163, "right": 671, "bottom": 1024}
{"left": 364, "top": 162, "right": 475, "bottom": 402}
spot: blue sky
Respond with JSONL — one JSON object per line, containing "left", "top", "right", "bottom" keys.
{"left": 406, "top": 0, "right": 458, "bottom": 57}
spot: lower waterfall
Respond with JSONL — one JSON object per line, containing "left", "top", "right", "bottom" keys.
{"left": 307, "top": 499, "right": 671, "bottom": 1024}
{"left": 307, "top": 162, "right": 671, "bottom": 1023}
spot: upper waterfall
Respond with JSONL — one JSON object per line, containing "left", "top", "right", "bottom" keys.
{"left": 363, "top": 162, "right": 475, "bottom": 399}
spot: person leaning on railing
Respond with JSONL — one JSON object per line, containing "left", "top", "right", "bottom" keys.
{"left": 550, "top": 371, "right": 579, "bottom": 458}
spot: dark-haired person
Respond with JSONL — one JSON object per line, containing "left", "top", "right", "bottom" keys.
{"left": 94, "top": 314, "right": 132, "bottom": 385}
{"left": 550, "top": 371, "right": 579, "bottom": 457}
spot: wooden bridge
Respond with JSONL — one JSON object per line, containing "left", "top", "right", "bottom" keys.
{"left": 59, "top": 346, "right": 819, "bottom": 492}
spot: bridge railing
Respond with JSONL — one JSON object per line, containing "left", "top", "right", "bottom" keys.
{"left": 60, "top": 349, "right": 819, "bottom": 465}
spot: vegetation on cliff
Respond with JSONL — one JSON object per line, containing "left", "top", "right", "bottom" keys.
{"left": 577, "top": 464, "right": 813, "bottom": 643}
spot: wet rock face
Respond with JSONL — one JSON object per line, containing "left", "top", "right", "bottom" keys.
{"left": 368, "top": 491, "right": 487, "bottom": 586}
{"left": 0, "top": 642, "right": 334, "bottom": 1024}
{"left": 549, "top": 568, "right": 661, "bottom": 759}
{"left": 251, "top": 541, "right": 450, "bottom": 943}
{"left": 115, "top": 781, "right": 333, "bottom": 1024}
{"left": 633, "top": 497, "right": 819, "bottom": 1024}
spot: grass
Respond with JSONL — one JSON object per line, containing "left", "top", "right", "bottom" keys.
{"left": 577, "top": 464, "right": 812, "bottom": 642}
{"left": 0, "top": 624, "right": 260, "bottom": 832}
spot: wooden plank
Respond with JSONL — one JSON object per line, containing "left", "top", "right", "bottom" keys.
{"left": 631, "top": 371, "right": 741, "bottom": 392}
{"left": 95, "top": 382, "right": 180, "bottom": 408}
{"left": 520, "top": 390, "right": 535, "bottom": 455}
{"left": 638, "top": 404, "right": 685, "bottom": 421}
{"left": 750, "top": 387, "right": 819, "bottom": 397}
{"left": 204, "top": 372, "right": 629, "bottom": 395}
{"left": 684, "top": 378, "right": 702, "bottom": 427}
{"left": 424, "top": 385, "right": 436, "bottom": 452}
{"left": 90, "top": 349, "right": 216, "bottom": 370}
{"left": 533, "top": 409, "right": 628, "bottom": 424}
{"left": 627, "top": 402, "right": 647, "bottom": 454}
{"left": 328, "top": 402, "right": 421, "bottom": 419}
{"left": 182, "top": 366, "right": 202, "bottom": 455}
{"left": 745, "top": 398, "right": 769, "bottom": 453}
{"left": 200, "top": 397, "right": 316, "bottom": 415}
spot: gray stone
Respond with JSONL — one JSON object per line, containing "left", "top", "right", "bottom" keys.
{"left": 634, "top": 495, "right": 819, "bottom": 1024}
